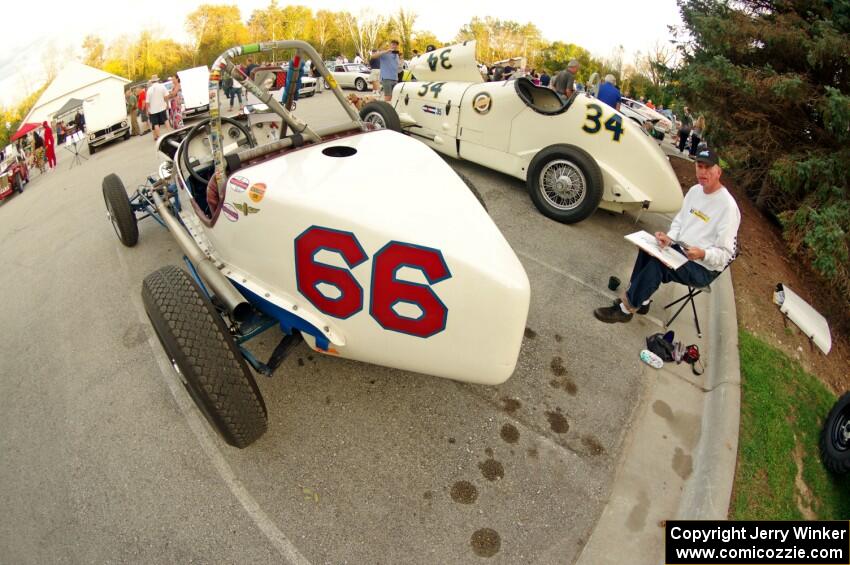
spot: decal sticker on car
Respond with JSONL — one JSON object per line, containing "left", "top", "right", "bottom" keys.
{"left": 294, "top": 225, "right": 451, "bottom": 337}
{"left": 472, "top": 92, "right": 492, "bottom": 114}
{"left": 582, "top": 103, "right": 625, "bottom": 142}
{"left": 422, "top": 105, "right": 442, "bottom": 116}
{"left": 233, "top": 202, "right": 260, "bottom": 216}
{"left": 248, "top": 182, "right": 267, "bottom": 203}
{"left": 222, "top": 202, "right": 239, "bottom": 222}
{"left": 229, "top": 175, "right": 249, "bottom": 192}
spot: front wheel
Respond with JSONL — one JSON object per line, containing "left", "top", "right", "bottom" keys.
{"left": 142, "top": 265, "right": 268, "bottom": 448}
{"left": 13, "top": 173, "right": 23, "bottom": 194}
{"left": 359, "top": 101, "right": 402, "bottom": 132}
{"left": 102, "top": 173, "right": 139, "bottom": 247}
{"left": 821, "top": 392, "right": 850, "bottom": 474}
{"left": 526, "top": 144, "right": 603, "bottom": 224}
{"left": 355, "top": 77, "right": 367, "bottom": 92}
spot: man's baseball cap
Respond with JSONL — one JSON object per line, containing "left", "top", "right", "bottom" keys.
{"left": 695, "top": 148, "right": 720, "bottom": 166}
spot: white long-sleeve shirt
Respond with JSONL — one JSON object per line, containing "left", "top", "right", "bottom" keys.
{"left": 667, "top": 184, "right": 741, "bottom": 272}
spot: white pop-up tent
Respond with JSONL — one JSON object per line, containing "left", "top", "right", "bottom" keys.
{"left": 22, "top": 62, "right": 129, "bottom": 126}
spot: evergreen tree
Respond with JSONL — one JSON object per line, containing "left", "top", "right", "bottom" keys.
{"left": 675, "top": 0, "right": 850, "bottom": 299}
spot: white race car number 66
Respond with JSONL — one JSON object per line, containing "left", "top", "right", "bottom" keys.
{"left": 294, "top": 226, "right": 452, "bottom": 338}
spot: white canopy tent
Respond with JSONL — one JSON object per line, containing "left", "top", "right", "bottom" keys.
{"left": 22, "top": 62, "right": 129, "bottom": 126}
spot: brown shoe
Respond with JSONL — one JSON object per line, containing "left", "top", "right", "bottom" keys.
{"left": 594, "top": 304, "right": 633, "bottom": 324}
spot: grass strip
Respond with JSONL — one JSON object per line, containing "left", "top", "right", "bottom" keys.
{"left": 730, "top": 330, "right": 850, "bottom": 519}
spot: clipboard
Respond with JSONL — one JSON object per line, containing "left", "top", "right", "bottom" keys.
{"left": 625, "top": 230, "right": 688, "bottom": 269}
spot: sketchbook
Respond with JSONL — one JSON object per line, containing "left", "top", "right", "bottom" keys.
{"left": 624, "top": 230, "right": 688, "bottom": 270}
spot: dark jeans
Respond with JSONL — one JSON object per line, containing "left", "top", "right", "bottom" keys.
{"left": 625, "top": 249, "right": 718, "bottom": 308}
{"left": 228, "top": 87, "right": 242, "bottom": 107}
{"left": 677, "top": 128, "right": 691, "bottom": 152}
{"left": 689, "top": 133, "right": 702, "bottom": 156}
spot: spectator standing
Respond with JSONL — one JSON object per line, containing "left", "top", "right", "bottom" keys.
{"left": 353, "top": 52, "right": 363, "bottom": 65}
{"left": 145, "top": 75, "right": 169, "bottom": 141}
{"left": 222, "top": 74, "right": 235, "bottom": 109}
{"left": 540, "top": 70, "right": 551, "bottom": 87}
{"left": 689, "top": 115, "right": 706, "bottom": 157}
{"left": 677, "top": 106, "right": 694, "bottom": 154}
{"left": 126, "top": 88, "right": 140, "bottom": 136}
{"left": 41, "top": 121, "right": 56, "bottom": 169}
{"left": 137, "top": 87, "right": 149, "bottom": 134}
{"left": 552, "top": 59, "right": 579, "bottom": 100}
{"left": 245, "top": 57, "right": 258, "bottom": 78}
{"left": 596, "top": 74, "right": 622, "bottom": 110}
{"left": 32, "top": 131, "right": 45, "bottom": 172}
{"left": 377, "top": 40, "right": 401, "bottom": 101}
{"left": 646, "top": 99, "right": 656, "bottom": 110}
{"left": 368, "top": 49, "right": 381, "bottom": 95}
{"left": 74, "top": 110, "right": 85, "bottom": 132}
{"left": 167, "top": 75, "right": 183, "bottom": 129}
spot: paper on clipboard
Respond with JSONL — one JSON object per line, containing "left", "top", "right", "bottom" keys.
{"left": 625, "top": 230, "right": 688, "bottom": 269}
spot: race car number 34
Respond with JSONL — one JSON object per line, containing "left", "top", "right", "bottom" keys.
{"left": 294, "top": 226, "right": 451, "bottom": 338}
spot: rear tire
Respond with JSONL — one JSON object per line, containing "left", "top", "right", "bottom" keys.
{"left": 102, "top": 173, "right": 139, "bottom": 247}
{"left": 821, "top": 392, "right": 850, "bottom": 475}
{"left": 13, "top": 173, "right": 22, "bottom": 194}
{"left": 359, "top": 101, "right": 402, "bottom": 132}
{"left": 142, "top": 265, "right": 268, "bottom": 448}
{"left": 527, "top": 144, "right": 603, "bottom": 224}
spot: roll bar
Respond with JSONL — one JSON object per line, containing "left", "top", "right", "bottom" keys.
{"left": 208, "top": 40, "right": 365, "bottom": 193}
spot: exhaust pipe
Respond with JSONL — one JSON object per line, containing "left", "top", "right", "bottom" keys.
{"left": 152, "top": 191, "right": 251, "bottom": 322}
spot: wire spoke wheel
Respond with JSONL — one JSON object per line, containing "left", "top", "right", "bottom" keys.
{"left": 539, "top": 159, "right": 587, "bottom": 210}
{"left": 363, "top": 111, "right": 387, "bottom": 129}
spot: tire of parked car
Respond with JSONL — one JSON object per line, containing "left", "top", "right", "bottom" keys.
{"left": 89, "top": 143, "right": 97, "bottom": 154}
{"left": 355, "top": 77, "right": 367, "bottom": 92}
{"left": 820, "top": 391, "right": 850, "bottom": 474}
{"left": 102, "top": 173, "right": 139, "bottom": 247}
{"left": 142, "top": 265, "right": 268, "bottom": 448}
{"left": 13, "top": 172, "right": 23, "bottom": 194}
{"left": 526, "top": 144, "right": 604, "bottom": 224}
{"left": 359, "top": 101, "right": 402, "bottom": 132}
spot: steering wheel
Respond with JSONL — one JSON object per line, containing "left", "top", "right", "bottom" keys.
{"left": 180, "top": 116, "right": 256, "bottom": 185}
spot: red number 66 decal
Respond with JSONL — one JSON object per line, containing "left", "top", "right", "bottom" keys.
{"left": 294, "top": 226, "right": 451, "bottom": 338}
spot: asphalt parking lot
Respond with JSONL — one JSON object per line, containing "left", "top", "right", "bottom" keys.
{"left": 0, "top": 92, "right": 716, "bottom": 563}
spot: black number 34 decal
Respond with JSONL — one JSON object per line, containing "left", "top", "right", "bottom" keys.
{"left": 582, "top": 103, "right": 624, "bottom": 142}
{"left": 418, "top": 82, "right": 446, "bottom": 98}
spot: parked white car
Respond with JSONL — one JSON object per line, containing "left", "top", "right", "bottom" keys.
{"left": 325, "top": 62, "right": 372, "bottom": 92}
{"left": 361, "top": 41, "right": 682, "bottom": 224}
{"left": 620, "top": 98, "right": 673, "bottom": 135}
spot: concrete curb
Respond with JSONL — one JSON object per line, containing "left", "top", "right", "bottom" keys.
{"left": 675, "top": 269, "right": 741, "bottom": 519}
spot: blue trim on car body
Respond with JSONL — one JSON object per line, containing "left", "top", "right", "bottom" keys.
{"left": 233, "top": 280, "right": 331, "bottom": 351}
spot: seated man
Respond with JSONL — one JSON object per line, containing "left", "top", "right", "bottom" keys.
{"left": 594, "top": 149, "right": 740, "bottom": 323}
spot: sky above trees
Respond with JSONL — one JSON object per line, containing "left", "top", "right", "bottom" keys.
{"left": 0, "top": 0, "right": 682, "bottom": 106}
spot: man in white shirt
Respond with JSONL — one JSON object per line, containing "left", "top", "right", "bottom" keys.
{"left": 594, "top": 149, "right": 740, "bottom": 323}
{"left": 145, "top": 75, "right": 170, "bottom": 141}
